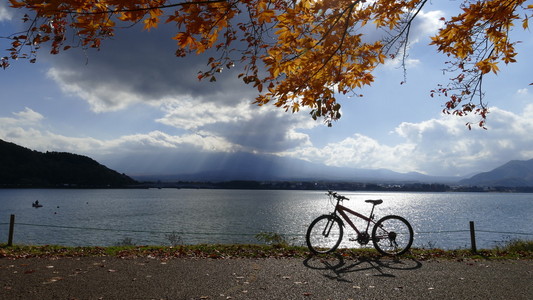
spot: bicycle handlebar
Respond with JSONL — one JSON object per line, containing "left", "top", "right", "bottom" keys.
{"left": 327, "top": 190, "right": 349, "bottom": 201}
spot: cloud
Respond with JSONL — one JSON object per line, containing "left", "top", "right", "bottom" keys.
{"left": 414, "top": 10, "right": 445, "bottom": 40}
{"left": 517, "top": 88, "right": 529, "bottom": 96}
{"left": 0, "top": 108, "right": 108, "bottom": 154}
{"left": 156, "top": 98, "right": 316, "bottom": 152}
{"left": 0, "top": 2, "right": 13, "bottom": 22}
{"left": 393, "top": 106, "right": 533, "bottom": 175}
{"left": 0, "top": 107, "right": 237, "bottom": 154}
{"left": 47, "top": 67, "right": 146, "bottom": 112}
{"left": 0, "top": 108, "right": 47, "bottom": 148}
{"left": 44, "top": 24, "right": 258, "bottom": 112}
{"left": 284, "top": 134, "right": 418, "bottom": 174}
{"left": 155, "top": 99, "right": 254, "bottom": 131}
{"left": 284, "top": 105, "right": 533, "bottom": 176}
{"left": 1, "top": 107, "right": 43, "bottom": 125}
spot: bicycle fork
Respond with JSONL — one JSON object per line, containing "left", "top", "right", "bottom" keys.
{"left": 322, "top": 217, "right": 336, "bottom": 237}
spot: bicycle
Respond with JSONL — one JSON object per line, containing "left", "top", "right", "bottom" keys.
{"left": 306, "top": 191, "right": 413, "bottom": 256}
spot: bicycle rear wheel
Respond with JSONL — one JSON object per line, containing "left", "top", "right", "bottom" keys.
{"left": 372, "top": 215, "right": 413, "bottom": 256}
{"left": 306, "top": 215, "right": 343, "bottom": 254}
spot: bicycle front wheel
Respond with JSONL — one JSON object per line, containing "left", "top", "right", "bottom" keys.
{"left": 372, "top": 215, "right": 413, "bottom": 256}
{"left": 306, "top": 215, "right": 343, "bottom": 254}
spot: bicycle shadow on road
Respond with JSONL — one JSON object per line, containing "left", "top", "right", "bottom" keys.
{"left": 303, "top": 253, "right": 422, "bottom": 283}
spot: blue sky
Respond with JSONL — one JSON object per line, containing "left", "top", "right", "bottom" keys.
{"left": 1, "top": 2, "right": 532, "bottom": 178}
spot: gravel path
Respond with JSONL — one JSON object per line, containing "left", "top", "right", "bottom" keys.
{"left": 1, "top": 256, "right": 532, "bottom": 299}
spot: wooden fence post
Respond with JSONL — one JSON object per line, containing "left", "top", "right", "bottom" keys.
{"left": 8, "top": 214, "right": 15, "bottom": 247}
{"left": 469, "top": 221, "right": 477, "bottom": 253}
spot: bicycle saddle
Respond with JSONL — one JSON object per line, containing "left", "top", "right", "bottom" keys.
{"left": 365, "top": 199, "right": 383, "bottom": 205}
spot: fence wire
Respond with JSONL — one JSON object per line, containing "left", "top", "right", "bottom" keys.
{"left": 7, "top": 222, "right": 261, "bottom": 238}
{"left": 2, "top": 221, "right": 532, "bottom": 240}
{"left": 416, "top": 229, "right": 533, "bottom": 236}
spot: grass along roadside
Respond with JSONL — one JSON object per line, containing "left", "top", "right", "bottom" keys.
{"left": 1, "top": 240, "right": 532, "bottom": 260}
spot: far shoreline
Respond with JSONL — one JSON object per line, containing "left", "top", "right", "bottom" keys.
{"left": 2, "top": 179, "right": 533, "bottom": 193}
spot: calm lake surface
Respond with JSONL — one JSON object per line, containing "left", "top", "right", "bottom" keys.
{"left": 1, "top": 189, "right": 532, "bottom": 250}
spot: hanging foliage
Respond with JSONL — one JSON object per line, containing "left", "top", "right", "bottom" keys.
{"left": 2, "top": 0, "right": 532, "bottom": 127}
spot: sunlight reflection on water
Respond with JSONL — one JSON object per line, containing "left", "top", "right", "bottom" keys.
{"left": 0, "top": 189, "right": 531, "bottom": 249}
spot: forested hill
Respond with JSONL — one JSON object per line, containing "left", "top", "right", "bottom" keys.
{"left": 459, "top": 158, "right": 533, "bottom": 187}
{"left": 0, "top": 139, "right": 137, "bottom": 188}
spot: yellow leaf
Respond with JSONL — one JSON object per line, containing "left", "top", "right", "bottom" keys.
{"left": 9, "top": 0, "right": 26, "bottom": 8}
{"left": 143, "top": 17, "right": 159, "bottom": 31}
{"left": 173, "top": 33, "right": 196, "bottom": 49}
{"left": 476, "top": 60, "right": 499, "bottom": 74}
{"left": 258, "top": 10, "right": 275, "bottom": 24}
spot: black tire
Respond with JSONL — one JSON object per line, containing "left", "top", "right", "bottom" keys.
{"left": 372, "top": 215, "right": 413, "bottom": 256}
{"left": 306, "top": 215, "right": 343, "bottom": 254}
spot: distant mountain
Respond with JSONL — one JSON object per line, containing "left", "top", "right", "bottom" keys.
{"left": 0, "top": 139, "right": 137, "bottom": 188}
{"left": 460, "top": 159, "right": 533, "bottom": 187}
{"left": 118, "top": 150, "right": 460, "bottom": 183}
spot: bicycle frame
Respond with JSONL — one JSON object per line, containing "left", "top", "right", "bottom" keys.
{"left": 333, "top": 200, "right": 377, "bottom": 237}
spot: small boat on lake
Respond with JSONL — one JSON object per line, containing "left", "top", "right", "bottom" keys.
{"left": 32, "top": 201, "right": 43, "bottom": 208}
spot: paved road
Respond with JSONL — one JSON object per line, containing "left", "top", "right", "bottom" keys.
{"left": 1, "top": 256, "right": 532, "bottom": 299}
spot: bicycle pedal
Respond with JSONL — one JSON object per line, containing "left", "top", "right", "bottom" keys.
{"left": 348, "top": 238, "right": 357, "bottom": 242}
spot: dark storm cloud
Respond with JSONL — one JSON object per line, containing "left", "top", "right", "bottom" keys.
{"left": 201, "top": 109, "right": 312, "bottom": 153}
{"left": 45, "top": 23, "right": 258, "bottom": 109}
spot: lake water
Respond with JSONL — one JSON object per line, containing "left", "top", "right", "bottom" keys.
{"left": 0, "top": 189, "right": 532, "bottom": 250}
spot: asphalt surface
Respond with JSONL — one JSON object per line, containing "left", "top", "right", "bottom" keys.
{"left": 1, "top": 256, "right": 532, "bottom": 299}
